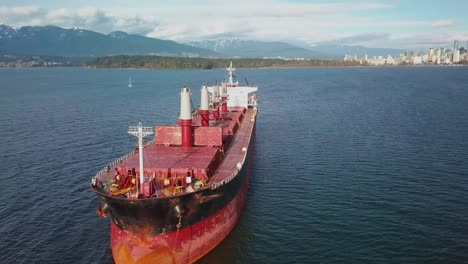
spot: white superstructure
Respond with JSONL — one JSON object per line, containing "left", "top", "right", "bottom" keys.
{"left": 207, "top": 62, "right": 257, "bottom": 108}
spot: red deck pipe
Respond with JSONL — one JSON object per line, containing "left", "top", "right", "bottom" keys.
{"left": 199, "top": 85, "right": 210, "bottom": 126}
{"left": 221, "top": 97, "right": 227, "bottom": 113}
{"left": 200, "top": 110, "right": 210, "bottom": 126}
{"left": 180, "top": 119, "right": 192, "bottom": 147}
{"left": 213, "top": 102, "right": 220, "bottom": 120}
{"left": 180, "top": 87, "right": 193, "bottom": 147}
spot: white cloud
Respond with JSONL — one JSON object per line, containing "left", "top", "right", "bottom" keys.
{"left": 0, "top": 2, "right": 466, "bottom": 50}
{"left": 0, "top": 6, "right": 159, "bottom": 34}
{"left": 0, "top": 2, "right": 392, "bottom": 37}
{"left": 114, "top": 16, "right": 156, "bottom": 35}
{"left": 318, "top": 32, "right": 391, "bottom": 45}
{"left": 0, "top": 5, "right": 43, "bottom": 17}
{"left": 431, "top": 19, "right": 460, "bottom": 28}
{"left": 147, "top": 24, "right": 191, "bottom": 41}
{"left": 392, "top": 31, "right": 468, "bottom": 49}
{"left": 43, "top": 8, "right": 113, "bottom": 32}
{"left": 232, "top": 2, "right": 392, "bottom": 18}
{"left": 0, "top": 5, "right": 45, "bottom": 26}
{"left": 317, "top": 31, "right": 468, "bottom": 50}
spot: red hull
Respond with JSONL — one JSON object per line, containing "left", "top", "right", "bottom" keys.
{"left": 110, "top": 166, "right": 250, "bottom": 264}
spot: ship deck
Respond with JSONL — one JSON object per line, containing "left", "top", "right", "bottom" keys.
{"left": 121, "top": 146, "right": 218, "bottom": 176}
{"left": 208, "top": 108, "right": 256, "bottom": 187}
{"left": 93, "top": 107, "right": 256, "bottom": 198}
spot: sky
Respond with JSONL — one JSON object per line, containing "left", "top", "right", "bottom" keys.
{"left": 0, "top": 0, "right": 467, "bottom": 50}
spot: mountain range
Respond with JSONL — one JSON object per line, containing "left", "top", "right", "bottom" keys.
{"left": 186, "top": 39, "right": 331, "bottom": 58}
{"left": 0, "top": 24, "right": 405, "bottom": 59}
{"left": 0, "top": 25, "right": 217, "bottom": 57}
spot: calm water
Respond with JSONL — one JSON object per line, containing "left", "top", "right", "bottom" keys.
{"left": 1, "top": 66, "right": 468, "bottom": 263}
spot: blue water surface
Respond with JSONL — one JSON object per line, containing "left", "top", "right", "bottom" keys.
{"left": 0, "top": 66, "right": 467, "bottom": 263}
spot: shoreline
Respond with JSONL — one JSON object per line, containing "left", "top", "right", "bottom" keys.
{"left": 86, "top": 64, "right": 468, "bottom": 70}
{"left": 0, "top": 64, "right": 466, "bottom": 70}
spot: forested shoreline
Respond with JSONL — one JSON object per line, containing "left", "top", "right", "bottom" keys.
{"left": 87, "top": 55, "right": 360, "bottom": 69}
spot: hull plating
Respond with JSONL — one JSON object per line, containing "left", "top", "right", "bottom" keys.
{"left": 110, "top": 147, "right": 252, "bottom": 263}
{"left": 105, "top": 118, "right": 256, "bottom": 263}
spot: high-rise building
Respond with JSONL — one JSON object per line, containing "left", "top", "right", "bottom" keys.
{"left": 453, "top": 49, "right": 461, "bottom": 63}
{"left": 454, "top": 40, "right": 459, "bottom": 51}
{"left": 428, "top": 48, "right": 434, "bottom": 62}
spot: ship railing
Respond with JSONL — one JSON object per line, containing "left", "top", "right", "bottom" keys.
{"left": 210, "top": 161, "right": 243, "bottom": 189}
{"left": 211, "top": 172, "right": 236, "bottom": 190}
{"left": 91, "top": 139, "right": 155, "bottom": 185}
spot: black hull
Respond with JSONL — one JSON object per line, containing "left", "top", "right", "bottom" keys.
{"left": 95, "top": 126, "right": 256, "bottom": 236}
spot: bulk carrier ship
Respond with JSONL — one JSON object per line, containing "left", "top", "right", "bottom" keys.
{"left": 91, "top": 62, "right": 258, "bottom": 263}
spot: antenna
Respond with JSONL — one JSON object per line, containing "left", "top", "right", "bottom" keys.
{"left": 128, "top": 122, "right": 153, "bottom": 196}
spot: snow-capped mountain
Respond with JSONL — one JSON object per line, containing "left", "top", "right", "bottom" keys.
{"left": 188, "top": 39, "right": 406, "bottom": 59}
{"left": 0, "top": 25, "right": 16, "bottom": 39}
{"left": 0, "top": 24, "right": 405, "bottom": 59}
{"left": 108, "top": 31, "right": 129, "bottom": 40}
{"left": 187, "top": 39, "right": 333, "bottom": 59}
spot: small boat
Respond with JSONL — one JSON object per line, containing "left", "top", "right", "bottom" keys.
{"left": 128, "top": 77, "right": 132, "bottom": 88}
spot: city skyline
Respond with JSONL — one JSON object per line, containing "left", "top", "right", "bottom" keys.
{"left": 344, "top": 40, "right": 468, "bottom": 65}
{"left": 0, "top": 0, "right": 467, "bottom": 50}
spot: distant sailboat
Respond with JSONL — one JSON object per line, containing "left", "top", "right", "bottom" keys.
{"left": 128, "top": 77, "right": 132, "bottom": 88}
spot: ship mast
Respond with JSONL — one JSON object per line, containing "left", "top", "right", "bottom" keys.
{"left": 226, "top": 61, "right": 237, "bottom": 86}
{"left": 128, "top": 122, "right": 153, "bottom": 196}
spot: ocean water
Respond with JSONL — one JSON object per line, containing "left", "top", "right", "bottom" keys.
{"left": 1, "top": 66, "right": 467, "bottom": 264}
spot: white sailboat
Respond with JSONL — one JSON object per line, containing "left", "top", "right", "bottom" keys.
{"left": 128, "top": 77, "right": 132, "bottom": 88}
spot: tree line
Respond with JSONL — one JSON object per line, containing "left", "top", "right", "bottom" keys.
{"left": 86, "top": 55, "right": 360, "bottom": 69}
